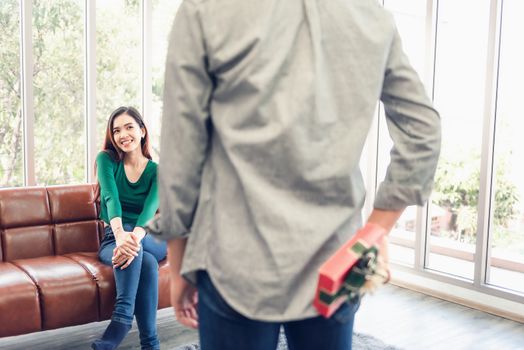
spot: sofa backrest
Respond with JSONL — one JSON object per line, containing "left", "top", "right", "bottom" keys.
{"left": 0, "top": 184, "right": 102, "bottom": 262}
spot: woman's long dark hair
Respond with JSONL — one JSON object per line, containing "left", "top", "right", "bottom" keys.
{"left": 93, "top": 106, "right": 152, "bottom": 202}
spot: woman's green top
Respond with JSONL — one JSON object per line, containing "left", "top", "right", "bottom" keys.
{"left": 96, "top": 151, "right": 158, "bottom": 228}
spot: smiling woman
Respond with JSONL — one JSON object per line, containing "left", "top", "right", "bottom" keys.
{"left": 92, "top": 106, "right": 166, "bottom": 350}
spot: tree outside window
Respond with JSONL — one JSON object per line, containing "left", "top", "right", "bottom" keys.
{"left": 0, "top": 0, "right": 23, "bottom": 188}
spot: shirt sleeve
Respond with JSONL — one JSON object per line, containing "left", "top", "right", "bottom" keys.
{"left": 374, "top": 27, "right": 442, "bottom": 210}
{"left": 136, "top": 170, "right": 159, "bottom": 228}
{"left": 153, "top": 0, "right": 213, "bottom": 240}
{"left": 96, "top": 152, "right": 122, "bottom": 221}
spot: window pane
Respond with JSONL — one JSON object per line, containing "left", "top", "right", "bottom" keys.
{"left": 427, "top": 0, "right": 490, "bottom": 279}
{"left": 96, "top": 0, "right": 141, "bottom": 149}
{"left": 151, "top": 0, "right": 182, "bottom": 159}
{"left": 0, "top": 1, "right": 23, "bottom": 188}
{"left": 384, "top": 0, "right": 427, "bottom": 78}
{"left": 33, "top": 0, "right": 85, "bottom": 185}
{"left": 488, "top": 0, "right": 524, "bottom": 294}
{"left": 378, "top": 0, "right": 428, "bottom": 266}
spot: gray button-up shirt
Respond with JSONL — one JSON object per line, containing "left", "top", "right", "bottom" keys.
{"left": 151, "top": 0, "right": 441, "bottom": 321}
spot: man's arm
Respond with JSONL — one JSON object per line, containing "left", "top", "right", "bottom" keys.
{"left": 152, "top": 1, "right": 212, "bottom": 329}
{"left": 156, "top": 0, "right": 213, "bottom": 241}
{"left": 369, "top": 24, "right": 441, "bottom": 274}
{"left": 376, "top": 25, "right": 441, "bottom": 211}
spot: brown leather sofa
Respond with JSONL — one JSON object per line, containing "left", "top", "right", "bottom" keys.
{"left": 0, "top": 184, "right": 171, "bottom": 338}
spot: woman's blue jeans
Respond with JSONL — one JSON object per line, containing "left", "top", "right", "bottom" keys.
{"left": 98, "top": 224, "right": 167, "bottom": 350}
{"left": 197, "top": 270, "right": 360, "bottom": 350}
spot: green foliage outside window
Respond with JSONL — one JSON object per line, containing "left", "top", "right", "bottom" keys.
{"left": 433, "top": 152, "right": 519, "bottom": 245}
{"left": 33, "top": 0, "right": 85, "bottom": 186}
{"left": 0, "top": 0, "right": 23, "bottom": 187}
{"left": 95, "top": 0, "right": 141, "bottom": 151}
{"left": 0, "top": 0, "right": 144, "bottom": 186}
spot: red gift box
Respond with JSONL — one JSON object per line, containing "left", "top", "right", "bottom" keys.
{"left": 313, "top": 223, "right": 387, "bottom": 318}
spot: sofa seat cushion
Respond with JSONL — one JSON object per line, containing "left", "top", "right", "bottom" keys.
{"left": 12, "top": 256, "right": 98, "bottom": 330}
{"left": 0, "top": 263, "right": 41, "bottom": 337}
{"left": 67, "top": 253, "right": 172, "bottom": 319}
{"left": 65, "top": 252, "right": 116, "bottom": 320}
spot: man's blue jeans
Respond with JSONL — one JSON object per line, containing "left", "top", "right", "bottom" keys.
{"left": 197, "top": 270, "right": 359, "bottom": 350}
{"left": 98, "top": 224, "right": 167, "bottom": 350}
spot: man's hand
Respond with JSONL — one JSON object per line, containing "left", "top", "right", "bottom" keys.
{"left": 171, "top": 275, "right": 198, "bottom": 329}
{"left": 165, "top": 238, "right": 197, "bottom": 328}
{"left": 359, "top": 226, "right": 392, "bottom": 294}
{"left": 366, "top": 208, "right": 403, "bottom": 286}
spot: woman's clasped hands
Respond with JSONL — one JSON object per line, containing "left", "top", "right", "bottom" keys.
{"left": 112, "top": 232, "right": 141, "bottom": 270}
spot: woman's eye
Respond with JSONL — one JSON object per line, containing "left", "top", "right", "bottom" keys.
{"left": 128, "top": 126, "right": 134, "bottom": 129}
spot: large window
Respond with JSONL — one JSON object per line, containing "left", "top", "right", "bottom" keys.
{"left": 370, "top": 0, "right": 523, "bottom": 311}
{"left": 0, "top": 0, "right": 23, "bottom": 187}
{"left": 489, "top": 0, "right": 524, "bottom": 294}
{"left": 33, "top": 0, "right": 85, "bottom": 185}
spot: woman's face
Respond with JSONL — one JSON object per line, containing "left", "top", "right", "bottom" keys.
{"left": 112, "top": 113, "right": 145, "bottom": 154}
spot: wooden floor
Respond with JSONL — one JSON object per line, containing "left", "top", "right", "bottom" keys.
{"left": 354, "top": 284, "right": 524, "bottom": 350}
{"left": 0, "top": 284, "right": 523, "bottom": 350}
